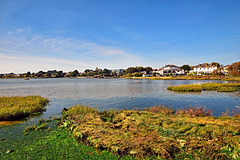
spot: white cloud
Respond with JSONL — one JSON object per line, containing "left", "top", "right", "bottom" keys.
{"left": 0, "top": 29, "right": 145, "bottom": 73}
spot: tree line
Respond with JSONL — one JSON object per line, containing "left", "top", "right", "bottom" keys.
{"left": 1, "top": 61, "right": 239, "bottom": 78}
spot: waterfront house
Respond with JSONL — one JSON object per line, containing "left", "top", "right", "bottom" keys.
{"left": 158, "top": 65, "right": 185, "bottom": 76}
{"left": 142, "top": 71, "right": 152, "bottom": 77}
{"left": 189, "top": 63, "right": 219, "bottom": 75}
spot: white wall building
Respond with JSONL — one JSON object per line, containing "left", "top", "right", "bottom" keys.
{"left": 158, "top": 65, "right": 185, "bottom": 76}
{"left": 189, "top": 63, "right": 218, "bottom": 75}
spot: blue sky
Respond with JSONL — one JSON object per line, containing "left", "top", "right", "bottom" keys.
{"left": 0, "top": 0, "right": 239, "bottom": 73}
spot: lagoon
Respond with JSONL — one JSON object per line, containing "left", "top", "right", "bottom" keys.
{"left": 0, "top": 78, "right": 239, "bottom": 118}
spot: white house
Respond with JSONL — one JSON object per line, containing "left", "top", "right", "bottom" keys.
{"left": 158, "top": 65, "right": 185, "bottom": 76}
{"left": 189, "top": 63, "right": 218, "bottom": 75}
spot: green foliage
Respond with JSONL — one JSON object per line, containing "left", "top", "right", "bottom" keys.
{"left": 180, "top": 65, "right": 191, "bottom": 71}
{"left": 24, "top": 125, "right": 36, "bottom": 133}
{"left": 0, "top": 96, "right": 49, "bottom": 120}
{"left": 126, "top": 66, "right": 153, "bottom": 75}
{"left": 210, "top": 62, "right": 220, "bottom": 67}
{"left": 126, "top": 67, "right": 137, "bottom": 73}
{"left": 0, "top": 123, "right": 133, "bottom": 160}
{"left": 132, "top": 72, "right": 143, "bottom": 77}
{"left": 145, "top": 67, "right": 152, "bottom": 74}
{"left": 38, "top": 119, "right": 46, "bottom": 124}
{"left": 35, "top": 124, "right": 47, "bottom": 131}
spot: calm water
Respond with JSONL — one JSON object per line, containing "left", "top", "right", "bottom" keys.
{"left": 0, "top": 78, "right": 239, "bottom": 138}
{"left": 0, "top": 78, "right": 239, "bottom": 118}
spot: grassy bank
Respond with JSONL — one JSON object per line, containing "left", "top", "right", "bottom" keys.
{"left": 59, "top": 105, "right": 240, "bottom": 159}
{"left": 0, "top": 96, "right": 49, "bottom": 121}
{"left": 0, "top": 120, "right": 133, "bottom": 160}
{"left": 168, "top": 82, "right": 240, "bottom": 92}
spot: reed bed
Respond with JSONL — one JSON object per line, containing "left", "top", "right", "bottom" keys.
{"left": 168, "top": 82, "right": 240, "bottom": 92}
{"left": 0, "top": 96, "right": 49, "bottom": 121}
{"left": 59, "top": 105, "right": 240, "bottom": 159}
{"left": 167, "top": 84, "right": 202, "bottom": 92}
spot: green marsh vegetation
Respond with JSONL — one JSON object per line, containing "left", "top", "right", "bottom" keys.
{"left": 168, "top": 82, "right": 240, "bottom": 92}
{"left": 0, "top": 96, "right": 49, "bottom": 121}
{"left": 59, "top": 105, "right": 240, "bottom": 159}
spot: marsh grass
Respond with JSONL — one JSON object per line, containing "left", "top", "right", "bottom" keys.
{"left": 0, "top": 96, "right": 49, "bottom": 121}
{"left": 59, "top": 105, "right": 240, "bottom": 159}
{"left": 168, "top": 82, "right": 240, "bottom": 92}
{"left": 167, "top": 84, "right": 202, "bottom": 92}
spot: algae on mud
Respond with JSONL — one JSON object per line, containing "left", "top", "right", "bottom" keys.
{"left": 59, "top": 105, "right": 240, "bottom": 159}
{"left": 0, "top": 120, "right": 133, "bottom": 160}
{"left": 0, "top": 96, "right": 49, "bottom": 121}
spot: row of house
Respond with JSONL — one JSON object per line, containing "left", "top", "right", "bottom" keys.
{"left": 143, "top": 63, "right": 228, "bottom": 77}
{"left": 189, "top": 63, "right": 218, "bottom": 75}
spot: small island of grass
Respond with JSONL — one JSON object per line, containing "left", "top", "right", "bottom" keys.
{"left": 0, "top": 96, "right": 49, "bottom": 121}
{"left": 168, "top": 82, "right": 240, "bottom": 92}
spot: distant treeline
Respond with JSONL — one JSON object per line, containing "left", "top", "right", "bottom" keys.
{"left": 1, "top": 70, "right": 70, "bottom": 78}
{"left": 1, "top": 61, "right": 239, "bottom": 78}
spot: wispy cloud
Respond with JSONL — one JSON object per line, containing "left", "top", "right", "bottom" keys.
{"left": 0, "top": 28, "right": 145, "bottom": 73}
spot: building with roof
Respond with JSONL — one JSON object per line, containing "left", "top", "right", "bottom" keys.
{"left": 157, "top": 65, "right": 185, "bottom": 76}
{"left": 189, "top": 63, "right": 219, "bottom": 75}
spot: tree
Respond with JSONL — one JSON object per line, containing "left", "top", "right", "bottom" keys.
{"left": 212, "top": 67, "right": 225, "bottom": 76}
{"left": 180, "top": 65, "right": 191, "bottom": 72}
{"left": 136, "top": 66, "right": 144, "bottom": 72}
{"left": 70, "top": 70, "right": 79, "bottom": 77}
{"left": 102, "top": 68, "right": 111, "bottom": 76}
{"left": 126, "top": 67, "right": 137, "bottom": 73}
{"left": 145, "top": 67, "right": 152, "bottom": 74}
{"left": 228, "top": 61, "right": 240, "bottom": 76}
{"left": 26, "top": 71, "right": 31, "bottom": 77}
{"left": 210, "top": 62, "right": 220, "bottom": 67}
{"left": 84, "top": 69, "right": 93, "bottom": 73}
